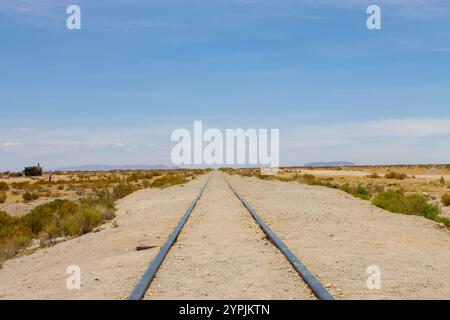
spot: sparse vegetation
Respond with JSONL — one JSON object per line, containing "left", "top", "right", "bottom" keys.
{"left": 384, "top": 172, "right": 408, "bottom": 180}
{"left": 0, "top": 193, "right": 6, "bottom": 204}
{"left": 338, "top": 184, "right": 372, "bottom": 200}
{"left": 0, "top": 169, "right": 209, "bottom": 263}
{"left": 222, "top": 166, "right": 449, "bottom": 229}
{"left": 23, "top": 192, "right": 39, "bottom": 202}
{"left": 372, "top": 191, "right": 446, "bottom": 226}
{"left": 0, "top": 182, "right": 9, "bottom": 192}
{"left": 150, "top": 175, "right": 189, "bottom": 188}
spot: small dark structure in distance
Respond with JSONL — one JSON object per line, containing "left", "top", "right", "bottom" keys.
{"left": 24, "top": 163, "right": 43, "bottom": 177}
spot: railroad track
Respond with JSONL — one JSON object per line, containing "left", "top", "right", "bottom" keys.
{"left": 129, "top": 176, "right": 334, "bottom": 300}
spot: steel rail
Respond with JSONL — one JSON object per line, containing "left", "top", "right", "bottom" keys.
{"left": 128, "top": 178, "right": 210, "bottom": 300}
{"left": 225, "top": 178, "right": 334, "bottom": 301}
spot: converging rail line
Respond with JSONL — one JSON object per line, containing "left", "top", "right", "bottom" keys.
{"left": 129, "top": 174, "right": 334, "bottom": 300}
{"left": 225, "top": 179, "right": 334, "bottom": 300}
{"left": 128, "top": 179, "right": 210, "bottom": 300}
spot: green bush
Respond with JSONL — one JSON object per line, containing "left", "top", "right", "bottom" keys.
{"left": 77, "top": 205, "right": 103, "bottom": 234}
{"left": 338, "top": 184, "right": 372, "bottom": 200}
{"left": 353, "top": 185, "right": 371, "bottom": 200}
{"left": 21, "top": 200, "right": 78, "bottom": 234}
{"left": 0, "top": 211, "right": 32, "bottom": 261}
{"left": 372, "top": 190, "right": 441, "bottom": 221}
{"left": 338, "top": 183, "right": 352, "bottom": 193}
{"left": 112, "top": 182, "right": 136, "bottom": 199}
{"left": 441, "top": 194, "right": 450, "bottom": 207}
{"left": 436, "top": 216, "right": 450, "bottom": 228}
{"left": 0, "top": 182, "right": 9, "bottom": 192}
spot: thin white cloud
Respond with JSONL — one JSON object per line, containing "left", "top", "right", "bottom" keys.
{"left": 0, "top": 142, "right": 23, "bottom": 147}
{"left": 12, "top": 127, "right": 33, "bottom": 132}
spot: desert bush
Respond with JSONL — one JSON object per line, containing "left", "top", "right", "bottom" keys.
{"left": 22, "top": 192, "right": 39, "bottom": 202}
{"left": 372, "top": 190, "right": 440, "bottom": 221}
{"left": 441, "top": 194, "right": 450, "bottom": 207}
{"left": 369, "top": 173, "right": 380, "bottom": 179}
{"left": 439, "top": 176, "right": 445, "bottom": 185}
{"left": 150, "top": 175, "right": 188, "bottom": 188}
{"left": 0, "top": 211, "right": 33, "bottom": 261}
{"left": 0, "top": 182, "right": 9, "bottom": 192}
{"left": 300, "top": 174, "right": 324, "bottom": 186}
{"left": 11, "top": 181, "right": 30, "bottom": 190}
{"left": 436, "top": 216, "right": 450, "bottom": 228}
{"left": 338, "top": 183, "right": 352, "bottom": 193}
{"left": 21, "top": 200, "right": 77, "bottom": 234}
{"left": 384, "top": 172, "right": 408, "bottom": 180}
{"left": 112, "top": 182, "right": 136, "bottom": 199}
{"left": 353, "top": 185, "right": 371, "bottom": 200}
{"left": 19, "top": 199, "right": 108, "bottom": 239}
{"left": 338, "top": 184, "right": 372, "bottom": 200}
{"left": 0, "top": 193, "right": 6, "bottom": 203}
{"left": 77, "top": 205, "right": 103, "bottom": 234}
{"left": 88, "top": 189, "right": 114, "bottom": 209}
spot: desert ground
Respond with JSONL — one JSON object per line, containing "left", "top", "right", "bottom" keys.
{"left": 1, "top": 168, "right": 449, "bottom": 300}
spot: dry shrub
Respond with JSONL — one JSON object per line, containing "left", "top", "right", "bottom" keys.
{"left": 23, "top": 192, "right": 39, "bottom": 202}
{"left": 442, "top": 194, "right": 450, "bottom": 207}
{"left": 0, "top": 182, "right": 9, "bottom": 192}
{"left": 384, "top": 172, "right": 408, "bottom": 180}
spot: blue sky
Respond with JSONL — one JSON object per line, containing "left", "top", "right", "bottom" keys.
{"left": 1, "top": 0, "right": 450, "bottom": 170}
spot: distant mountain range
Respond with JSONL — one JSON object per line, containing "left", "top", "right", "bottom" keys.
{"left": 304, "top": 161, "right": 355, "bottom": 167}
{"left": 50, "top": 164, "right": 177, "bottom": 172}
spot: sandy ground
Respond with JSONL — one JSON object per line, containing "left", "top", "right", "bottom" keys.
{"left": 0, "top": 176, "right": 208, "bottom": 299}
{"left": 145, "top": 174, "right": 314, "bottom": 300}
{"left": 1, "top": 170, "right": 449, "bottom": 300}
{"left": 227, "top": 174, "right": 450, "bottom": 300}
